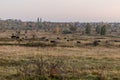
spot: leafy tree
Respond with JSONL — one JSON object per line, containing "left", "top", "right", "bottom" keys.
{"left": 85, "top": 23, "right": 91, "bottom": 35}
{"left": 96, "top": 25, "right": 101, "bottom": 34}
{"left": 69, "top": 25, "right": 77, "bottom": 33}
{"left": 62, "top": 30, "right": 72, "bottom": 34}
{"left": 100, "top": 25, "right": 107, "bottom": 35}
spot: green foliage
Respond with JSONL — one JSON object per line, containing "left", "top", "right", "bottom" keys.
{"left": 69, "top": 26, "right": 77, "bottom": 33}
{"left": 62, "top": 30, "right": 72, "bottom": 34}
{"left": 84, "top": 74, "right": 101, "bottom": 80}
{"left": 17, "top": 56, "right": 65, "bottom": 80}
{"left": 1, "top": 54, "right": 120, "bottom": 80}
{"left": 96, "top": 25, "right": 101, "bottom": 34}
{"left": 85, "top": 23, "right": 91, "bottom": 35}
{"left": 100, "top": 25, "right": 107, "bottom": 35}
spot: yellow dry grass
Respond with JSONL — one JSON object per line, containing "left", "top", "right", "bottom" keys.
{"left": 0, "top": 46, "right": 119, "bottom": 60}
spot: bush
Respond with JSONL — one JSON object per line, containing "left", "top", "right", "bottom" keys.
{"left": 85, "top": 23, "right": 91, "bottom": 35}
{"left": 100, "top": 25, "right": 107, "bottom": 35}
{"left": 62, "top": 30, "right": 72, "bottom": 34}
{"left": 17, "top": 56, "right": 65, "bottom": 80}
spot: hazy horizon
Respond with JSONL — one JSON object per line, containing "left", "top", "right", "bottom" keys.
{"left": 0, "top": 0, "right": 120, "bottom": 22}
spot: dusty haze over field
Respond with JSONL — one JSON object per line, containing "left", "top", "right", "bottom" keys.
{"left": 0, "top": 0, "right": 120, "bottom": 22}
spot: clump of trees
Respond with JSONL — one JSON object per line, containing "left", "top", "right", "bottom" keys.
{"left": 85, "top": 23, "right": 91, "bottom": 35}
{"left": 84, "top": 23, "right": 107, "bottom": 36}
{"left": 96, "top": 25, "right": 101, "bottom": 34}
{"left": 100, "top": 25, "right": 107, "bottom": 35}
{"left": 69, "top": 25, "right": 77, "bottom": 33}
{"left": 62, "top": 30, "right": 72, "bottom": 34}
{"left": 95, "top": 25, "right": 107, "bottom": 35}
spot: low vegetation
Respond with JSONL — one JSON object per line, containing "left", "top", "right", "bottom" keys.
{"left": 0, "top": 46, "right": 120, "bottom": 80}
{"left": 0, "top": 30, "right": 119, "bottom": 80}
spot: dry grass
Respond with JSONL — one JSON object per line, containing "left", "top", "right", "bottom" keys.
{"left": 0, "top": 46, "right": 119, "bottom": 58}
{"left": 0, "top": 46, "right": 120, "bottom": 79}
{"left": 0, "top": 30, "right": 120, "bottom": 79}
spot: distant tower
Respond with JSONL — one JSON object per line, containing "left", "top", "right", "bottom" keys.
{"left": 40, "top": 18, "right": 42, "bottom": 23}
{"left": 37, "top": 17, "right": 40, "bottom": 23}
{"left": 37, "top": 17, "right": 42, "bottom": 29}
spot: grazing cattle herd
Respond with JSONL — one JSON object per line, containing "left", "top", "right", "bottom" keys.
{"left": 11, "top": 35, "right": 20, "bottom": 39}
{"left": 8, "top": 30, "right": 120, "bottom": 47}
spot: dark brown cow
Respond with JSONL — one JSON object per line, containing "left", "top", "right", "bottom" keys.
{"left": 77, "top": 41, "right": 81, "bottom": 44}
{"left": 11, "top": 35, "right": 20, "bottom": 39}
{"left": 50, "top": 40, "right": 56, "bottom": 44}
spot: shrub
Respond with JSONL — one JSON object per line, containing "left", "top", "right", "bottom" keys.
{"left": 62, "top": 30, "right": 72, "bottom": 34}
{"left": 85, "top": 23, "right": 92, "bottom": 35}
{"left": 100, "top": 25, "right": 107, "bottom": 35}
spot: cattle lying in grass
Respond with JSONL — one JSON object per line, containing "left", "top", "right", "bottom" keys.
{"left": 45, "top": 39, "right": 49, "bottom": 41}
{"left": 93, "top": 40, "right": 101, "bottom": 46}
{"left": 40, "top": 37, "right": 46, "bottom": 40}
{"left": 50, "top": 40, "right": 57, "bottom": 44}
{"left": 76, "top": 41, "right": 81, "bottom": 44}
{"left": 11, "top": 35, "right": 20, "bottom": 39}
{"left": 69, "top": 39, "right": 74, "bottom": 41}
{"left": 17, "top": 39, "right": 23, "bottom": 43}
{"left": 67, "top": 40, "right": 70, "bottom": 42}
{"left": 95, "top": 40, "right": 101, "bottom": 42}
{"left": 39, "top": 37, "right": 47, "bottom": 41}
{"left": 64, "top": 37, "right": 67, "bottom": 39}
{"left": 110, "top": 40, "right": 120, "bottom": 42}
{"left": 57, "top": 37, "right": 61, "bottom": 40}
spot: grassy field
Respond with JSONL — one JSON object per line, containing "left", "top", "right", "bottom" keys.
{"left": 0, "top": 31, "right": 120, "bottom": 80}
{"left": 0, "top": 45, "right": 120, "bottom": 80}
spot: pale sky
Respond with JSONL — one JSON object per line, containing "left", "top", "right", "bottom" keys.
{"left": 0, "top": 0, "right": 120, "bottom": 22}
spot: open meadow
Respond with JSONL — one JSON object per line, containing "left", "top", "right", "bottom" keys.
{"left": 0, "top": 30, "right": 120, "bottom": 80}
